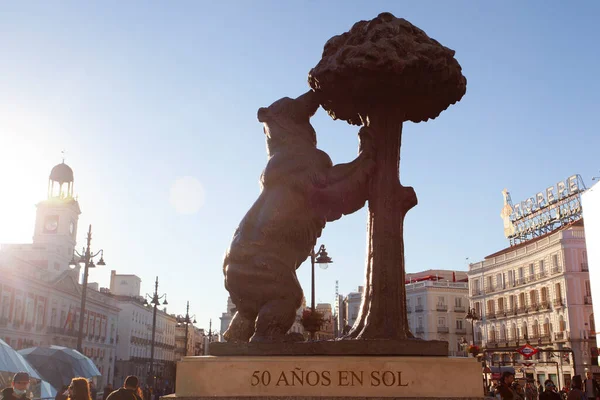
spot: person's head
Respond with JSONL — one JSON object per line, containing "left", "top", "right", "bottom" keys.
{"left": 501, "top": 371, "right": 515, "bottom": 385}
{"left": 586, "top": 371, "right": 593, "bottom": 380}
{"left": 124, "top": 376, "right": 139, "bottom": 391}
{"left": 572, "top": 374, "right": 583, "bottom": 390}
{"left": 544, "top": 379, "right": 556, "bottom": 391}
{"left": 69, "top": 378, "right": 91, "bottom": 400}
{"left": 11, "top": 372, "right": 30, "bottom": 395}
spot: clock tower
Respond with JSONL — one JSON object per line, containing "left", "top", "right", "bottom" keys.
{"left": 33, "top": 161, "right": 81, "bottom": 263}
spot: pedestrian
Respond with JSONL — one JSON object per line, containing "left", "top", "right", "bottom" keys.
{"left": 0, "top": 372, "right": 30, "bottom": 400}
{"left": 89, "top": 381, "right": 97, "bottom": 400}
{"left": 55, "top": 385, "right": 69, "bottom": 400}
{"left": 512, "top": 381, "right": 524, "bottom": 400}
{"left": 497, "top": 371, "right": 519, "bottom": 399}
{"left": 525, "top": 380, "right": 538, "bottom": 399}
{"left": 567, "top": 375, "right": 585, "bottom": 400}
{"left": 67, "top": 378, "right": 92, "bottom": 400}
{"left": 539, "top": 380, "right": 561, "bottom": 400}
{"left": 106, "top": 376, "right": 142, "bottom": 400}
{"left": 584, "top": 371, "right": 600, "bottom": 400}
{"left": 102, "top": 384, "right": 113, "bottom": 400}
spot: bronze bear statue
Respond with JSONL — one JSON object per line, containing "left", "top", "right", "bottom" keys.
{"left": 223, "top": 90, "right": 375, "bottom": 343}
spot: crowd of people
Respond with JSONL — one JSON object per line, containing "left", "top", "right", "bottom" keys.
{"left": 0, "top": 372, "right": 172, "bottom": 400}
{"left": 490, "top": 370, "right": 600, "bottom": 400}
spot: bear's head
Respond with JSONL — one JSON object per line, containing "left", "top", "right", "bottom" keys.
{"left": 257, "top": 91, "right": 320, "bottom": 156}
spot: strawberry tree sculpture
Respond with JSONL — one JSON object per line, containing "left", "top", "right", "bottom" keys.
{"left": 309, "top": 12, "right": 467, "bottom": 340}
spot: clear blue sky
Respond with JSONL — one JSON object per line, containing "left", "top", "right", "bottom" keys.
{"left": 1, "top": 1, "right": 599, "bottom": 331}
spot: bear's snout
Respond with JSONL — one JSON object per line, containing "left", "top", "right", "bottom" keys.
{"left": 257, "top": 107, "right": 269, "bottom": 122}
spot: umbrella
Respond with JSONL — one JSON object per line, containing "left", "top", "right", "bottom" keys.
{"left": 0, "top": 339, "right": 41, "bottom": 379}
{"left": 18, "top": 346, "right": 100, "bottom": 390}
{"left": 39, "top": 380, "right": 58, "bottom": 399}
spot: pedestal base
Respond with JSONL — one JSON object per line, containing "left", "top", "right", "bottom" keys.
{"left": 209, "top": 339, "right": 447, "bottom": 356}
{"left": 171, "top": 355, "right": 483, "bottom": 399}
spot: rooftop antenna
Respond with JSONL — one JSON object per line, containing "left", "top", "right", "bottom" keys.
{"left": 592, "top": 171, "right": 600, "bottom": 181}
{"left": 61, "top": 149, "right": 67, "bottom": 163}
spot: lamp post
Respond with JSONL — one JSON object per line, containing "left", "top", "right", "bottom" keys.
{"left": 309, "top": 244, "right": 332, "bottom": 341}
{"left": 176, "top": 301, "right": 196, "bottom": 356}
{"left": 69, "top": 224, "right": 105, "bottom": 353}
{"left": 465, "top": 307, "right": 479, "bottom": 345}
{"left": 143, "top": 277, "right": 168, "bottom": 387}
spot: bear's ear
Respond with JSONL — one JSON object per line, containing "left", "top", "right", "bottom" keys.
{"left": 257, "top": 107, "right": 269, "bottom": 122}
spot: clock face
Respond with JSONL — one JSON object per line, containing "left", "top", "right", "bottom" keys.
{"left": 44, "top": 215, "right": 59, "bottom": 233}
{"left": 69, "top": 221, "right": 75, "bottom": 235}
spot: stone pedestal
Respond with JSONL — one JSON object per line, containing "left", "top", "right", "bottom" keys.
{"left": 167, "top": 355, "right": 483, "bottom": 399}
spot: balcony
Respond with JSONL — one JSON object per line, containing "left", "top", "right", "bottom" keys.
{"left": 110, "top": 338, "right": 114, "bottom": 344}
{"left": 516, "top": 278, "right": 526, "bottom": 286}
{"left": 527, "top": 275, "right": 536, "bottom": 283}
{"left": 437, "top": 326, "right": 449, "bottom": 333}
{"left": 517, "top": 307, "right": 527, "bottom": 314}
{"left": 585, "top": 295, "right": 593, "bottom": 305}
{"left": 487, "top": 312, "right": 496, "bottom": 320}
{"left": 415, "top": 326, "right": 424, "bottom": 333}
{"left": 436, "top": 304, "right": 448, "bottom": 312}
{"left": 551, "top": 266, "right": 561, "bottom": 275}
{"left": 407, "top": 307, "right": 412, "bottom": 314}
{"left": 35, "top": 324, "right": 44, "bottom": 332}
{"left": 454, "top": 305, "right": 466, "bottom": 313}
{"left": 0, "top": 317, "right": 8, "bottom": 327}
{"left": 415, "top": 305, "right": 424, "bottom": 313}
{"left": 485, "top": 286, "right": 496, "bottom": 294}
{"left": 554, "top": 331, "right": 568, "bottom": 341}
{"left": 537, "top": 271, "right": 547, "bottom": 279}
{"left": 455, "top": 327, "right": 467, "bottom": 335}
{"left": 47, "top": 326, "right": 79, "bottom": 338}
{"left": 582, "top": 263, "right": 589, "bottom": 272}
{"left": 471, "top": 289, "right": 482, "bottom": 296}
{"left": 553, "top": 298, "right": 565, "bottom": 307}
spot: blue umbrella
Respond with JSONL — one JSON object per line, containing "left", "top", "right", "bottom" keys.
{"left": 18, "top": 346, "right": 100, "bottom": 390}
{"left": 0, "top": 339, "right": 41, "bottom": 379}
{"left": 39, "top": 380, "right": 58, "bottom": 399}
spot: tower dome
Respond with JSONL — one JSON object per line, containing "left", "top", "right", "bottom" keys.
{"left": 48, "top": 161, "right": 75, "bottom": 199}
{"left": 49, "top": 162, "right": 74, "bottom": 184}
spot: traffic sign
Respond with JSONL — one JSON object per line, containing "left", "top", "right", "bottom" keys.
{"left": 517, "top": 343, "right": 539, "bottom": 359}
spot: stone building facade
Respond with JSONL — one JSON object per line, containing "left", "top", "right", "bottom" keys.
{"left": 468, "top": 221, "right": 595, "bottom": 387}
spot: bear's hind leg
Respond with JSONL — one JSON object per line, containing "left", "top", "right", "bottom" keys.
{"left": 223, "top": 310, "right": 256, "bottom": 343}
{"left": 250, "top": 297, "right": 298, "bottom": 343}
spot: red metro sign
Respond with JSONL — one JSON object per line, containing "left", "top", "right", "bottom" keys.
{"left": 517, "top": 344, "right": 539, "bottom": 359}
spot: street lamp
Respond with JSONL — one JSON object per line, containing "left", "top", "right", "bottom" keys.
{"left": 143, "top": 277, "right": 168, "bottom": 387}
{"left": 465, "top": 307, "right": 479, "bottom": 345}
{"left": 309, "top": 244, "right": 332, "bottom": 341}
{"left": 176, "top": 301, "right": 196, "bottom": 356}
{"left": 69, "top": 225, "right": 105, "bottom": 353}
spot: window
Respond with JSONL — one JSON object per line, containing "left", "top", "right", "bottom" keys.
{"left": 559, "top": 316, "right": 566, "bottom": 332}
{"left": 586, "top": 281, "right": 591, "bottom": 297}
{"left": 487, "top": 299, "right": 495, "bottom": 315}
{"left": 509, "top": 295, "right": 516, "bottom": 311}
{"left": 455, "top": 297, "right": 463, "bottom": 307}
{"left": 487, "top": 276, "right": 493, "bottom": 290}
{"left": 529, "top": 263, "right": 534, "bottom": 276}
{"left": 519, "top": 267, "right": 524, "bottom": 279}
{"left": 553, "top": 254, "right": 559, "bottom": 268}
{"left": 540, "top": 260, "right": 545, "bottom": 274}
{"left": 584, "top": 250, "right": 588, "bottom": 261}
{"left": 555, "top": 283, "right": 562, "bottom": 301}
{"left": 530, "top": 290, "right": 538, "bottom": 306}
{"left": 508, "top": 270, "right": 515, "bottom": 286}
{"left": 498, "top": 298, "right": 505, "bottom": 312}
{"left": 438, "top": 317, "right": 446, "bottom": 327}
{"left": 437, "top": 296, "right": 445, "bottom": 306}
{"left": 417, "top": 297, "right": 422, "bottom": 306}
{"left": 496, "top": 273, "right": 502, "bottom": 289}
{"left": 417, "top": 316, "right": 423, "bottom": 328}
{"left": 519, "top": 293, "right": 526, "bottom": 308}
{"left": 541, "top": 287, "right": 548, "bottom": 303}
{"left": 456, "top": 319, "right": 463, "bottom": 329}
{"left": 475, "top": 302, "right": 481, "bottom": 316}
